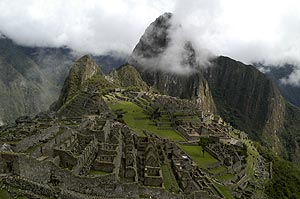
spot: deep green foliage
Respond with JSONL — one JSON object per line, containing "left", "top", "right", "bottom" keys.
{"left": 256, "top": 143, "right": 300, "bottom": 199}
{"left": 280, "top": 103, "right": 300, "bottom": 163}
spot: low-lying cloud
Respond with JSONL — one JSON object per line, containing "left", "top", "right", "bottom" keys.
{"left": 2, "top": 0, "right": 300, "bottom": 84}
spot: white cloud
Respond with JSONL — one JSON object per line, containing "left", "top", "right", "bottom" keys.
{"left": 1, "top": 0, "right": 300, "bottom": 79}
{"left": 0, "top": 0, "right": 174, "bottom": 55}
{"left": 281, "top": 69, "right": 300, "bottom": 86}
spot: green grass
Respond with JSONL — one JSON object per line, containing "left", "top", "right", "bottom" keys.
{"left": 217, "top": 173, "right": 235, "bottom": 181}
{"left": 161, "top": 163, "right": 180, "bottom": 193}
{"left": 107, "top": 99, "right": 184, "bottom": 141}
{"left": 209, "top": 166, "right": 227, "bottom": 174}
{"left": 229, "top": 130, "right": 259, "bottom": 178}
{"left": 213, "top": 182, "right": 235, "bottom": 199}
{"left": 88, "top": 170, "right": 109, "bottom": 175}
{"left": 0, "top": 189, "right": 11, "bottom": 199}
{"left": 0, "top": 189, "right": 28, "bottom": 199}
{"left": 175, "top": 116, "right": 200, "bottom": 121}
{"left": 25, "top": 142, "right": 43, "bottom": 153}
{"left": 244, "top": 140, "right": 259, "bottom": 176}
{"left": 60, "top": 121, "right": 79, "bottom": 126}
{"left": 256, "top": 143, "right": 300, "bottom": 199}
{"left": 178, "top": 144, "right": 219, "bottom": 169}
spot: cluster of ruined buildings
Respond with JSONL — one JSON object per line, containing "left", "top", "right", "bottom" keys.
{"left": 0, "top": 90, "right": 271, "bottom": 199}
{"left": 116, "top": 90, "right": 243, "bottom": 143}
{"left": 107, "top": 90, "right": 272, "bottom": 198}
{"left": 0, "top": 114, "right": 221, "bottom": 199}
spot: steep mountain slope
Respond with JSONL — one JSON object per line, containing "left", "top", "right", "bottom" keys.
{"left": 130, "top": 13, "right": 216, "bottom": 113}
{"left": 1, "top": 53, "right": 299, "bottom": 199}
{"left": 280, "top": 103, "right": 300, "bottom": 162}
{"left": 51, "top": 56, "right": 152, "bottom": 118}
{"left": 20, "top": 46, "right": 75, "bottom": 86}
{"left": 129, "top": 13, "right": 292, "bottom": 160}
{"left": 51, "top": 55, "right": 111, "bottom": 116}
{"left": 0, "top": 37, "right": 126, "bottom": 123}
{"left": 255, "top": 64, "right": 300, "bottom": 106}
{"left": 107, "top": 64, "right": 149, "bottom": 90}
{"left": 0, "top": 38, "right": 56, "bottom": 124}
{"left": 205, "top": 57, "right": 285, "bottom": 149}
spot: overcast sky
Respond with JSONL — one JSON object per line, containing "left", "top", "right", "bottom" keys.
{"left": 1, "top": 0, "right": 300, "bottom": 68}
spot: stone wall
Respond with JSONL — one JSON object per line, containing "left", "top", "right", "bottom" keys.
{"left": 0, "top": 153, "right": 20, "bottom": 174}
{"left": 72, "top": 138, "right": 98, "bottom": 175}
{"left": 53, "top": 148, "right": 77, "bottom": 169}
{"left": 204, "top": 146, "right": 221, "bottom": 162}
{"left": 176, "top": 126, "right": 191, "bottom": 141}
{"left": 4, "top": 176, "right": 57, "bottom": 198}
{"left": 1, "top": 152, "right": 221, "bottom": 199}
{"left": 31, "top": 128, "right": 74, "bottom": 158}
{"left": 15, "top": 125, "right": 59, "bottom": 152}
{"left": 92, "top": 161, "right": 114, "bottom": 173}
{"left": 103, "top": 120, "right": 110, "bottom": 143}
{"left": 16, "top": 155, "right": 52, "bottom": 183}
{"left": 144, "top": 175, "right": 163, "bottom": 187}
{"left": 206, "top": 162, "right": 222, "bottom": 170}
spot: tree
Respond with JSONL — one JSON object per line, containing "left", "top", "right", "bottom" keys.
{"left": 199, "top": 137, "right": 211, "bottom": 157}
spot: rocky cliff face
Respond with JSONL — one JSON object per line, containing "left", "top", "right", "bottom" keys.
{"left": 0, "top": 38, "right": 56, "bottom": 124}
{"left": 0, "top": 37, "right": 126, "bottom": 124}
{"left": 107, "top": 65, "right": 149, "bottom": 90}
{"left": 205, "top": 56, "right": 286, "bottom": 152}
{"left": 60, "top": 55, "right": 101, "bottom": 97}
{"left": 51, "top": 55, "right": 110, "bottom": 117}
{"left": 255, "top": 64, "right": 300, "bottom": 106}
{"left": 129, "top": 13, "right": 216, "bottom": 113}
{"left": 130, "top": 13, "right": 289, "bottom": 157}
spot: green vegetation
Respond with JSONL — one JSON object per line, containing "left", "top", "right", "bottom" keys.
{"left": 25, "top": 142, "right": 43, "bottom": 153}
{"left": 256, "top": 143, "right": 300, "bottom": 199}
{"left": 178, "top": 144, "right": 218, "bottom": 169}
{"left": 0, "top": 189, "right": 28, "bottom": 199}
{"left": 280, "top": 103, "right": 300, "bottom": 162}
{"left": 86, "top": 75, "right": 115, "bottom": 94}
{"left": 177, "top": 144, "right": 235, "bottom": 199}
{"left": 106, "top": 97, "right": 184, "bottom": 141}
{"left": 213, "top": 182, "right": 234, "bottom": 199}
{"left": 88, "top": 170, "right": 109, "bottom": 175}
{"left": 244, "top": 139, "right": 259, "bottom": 176}
{"left": 229, "top": 130, "right": 258, "bottom": 177}
{"left": 0, "top": 189, "right": 11, "bottom": 199}
{"left": 208, "top": 166, "right": 227, "bottom": 174}
{"left": 217, "top": 173, "right": 235, "bottom": 181}
{"left": 161, "top": 163, "right": 180, "bottom": 193}
{"left": 108, "top": 65, "right": 148, "bottom": 91}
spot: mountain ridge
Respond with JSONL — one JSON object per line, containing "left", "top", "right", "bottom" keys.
{"left": 0, "top": 37, "right": 126, "bottom": 124}
{"left": 129, "top": 13, "right": 298, "bottom": 162}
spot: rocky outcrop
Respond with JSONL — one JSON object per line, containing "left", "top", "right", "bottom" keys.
{"left": 0, "top": 38, "right": 56, "bottom": 124}
{"left": 51, "top": 55, "right": 102, "bottom": 110}
{"left": 205, "top": 56, "right": 286, "bottom": 152}
{"left": 107, "top": 65, "right": 149, "bottom": 90}
{"left": 0, "top": 37, "right": 125, "bottom": 124}
{"left": 51, "top": 55, "right": 110, "bottom": 116}
{"left": 129, "top": 13, "right": 216, "bottom": 113}
{"left": 129, "top": 13, "right": 289, "bottom": 157}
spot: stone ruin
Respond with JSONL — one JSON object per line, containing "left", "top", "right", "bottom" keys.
{"left": 0, "top": 90, "right": 272, "bottom": 199}
{"left": 0, "top": 113, "right": 224, "bottom": 199}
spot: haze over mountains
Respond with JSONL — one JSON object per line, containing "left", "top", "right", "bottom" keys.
{"left": 1, "top": 10, "right": 300, "bottom": 164}
{"left": 0, "top": 37, "right": 126, "bottom": 124}
{"left": 2, "top": 2, "right": 300, "bottom": 197}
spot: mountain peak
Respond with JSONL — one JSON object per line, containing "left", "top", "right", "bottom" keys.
{"left": 130, "top": 13, "right": 173, "bottom": 65}
{"left": 107, "top": 64, "right": 148, "bottom": 90}
{"left": 71, "top": 54, "right": 104, "bottom": 81}
{"left": 50, "top": 55, "right": 104, "bottom": 111}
